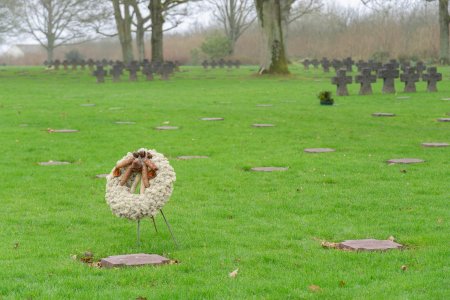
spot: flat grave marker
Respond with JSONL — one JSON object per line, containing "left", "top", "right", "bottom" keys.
{"left": 39, "top": 160, "right": 71, "bottom": 166}
{"left": 421, "top": 142, "right": 448, "bottom": 147}
{"left": 101, "top": 254, "right": 170, "bottom": 268}
{"left": 115, "top": 121, "right": 136, "bottom": 125}
{"left": 177, "top": 156, "right": 209, "bottom": 160}
{"left": 437, "top": 118, "right": 450, "bottom": 122}
{"left": 250, "top": 167, "right": 289, "bottom": 172}
{"left": 252, "top": 124, "right": 275, "bottom": 128}
{"left": 338, "top": 239, "right": 403, "bottom": 251}
{"left": 47, "top": 129, "right": 79, "bottom": 133}
{"left": 201, "top": 117, "right": 224, "bottom": 121}
{"left": 372, "top": 113, "right": 396, "bottom": 117}
{"left": 387, "top": 158, "right": 424, "bottom": 164}
{"left": 304, "top": 148, "right": 335, "bottom": 153}
{"left": 256, "top": 104, "right": 273, "bottom": 107}
{"left": 155, "top": 126, "right": 179, "bottom": 130}
{"left": 80, "top": 104, "right": 96, "bottom": 107}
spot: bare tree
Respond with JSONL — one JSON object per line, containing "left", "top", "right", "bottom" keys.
{"left": 15, "top": 0, "right": 100, "bottom": 61}
{"left": 111, "top": 0, "right": 134, "bottom": 63}
{"left": 254, "top": 0, "right": 322, "bottom": 74}
{"left": 130, "top": 0, "right": 152, "bottom": 61}
{"left": 0, "top": 0, "right": 17, "bottom": 38}
{"left": 425, "top": 0, "right": 449, "bottom": 64}
{"left": 207, "top": 0, "right": 256, "bottom": 55}
{"left": 149, "top": 0, "right": 192, "bottom": 62}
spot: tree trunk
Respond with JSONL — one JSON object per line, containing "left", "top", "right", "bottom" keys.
{"left": 112, "top": 0, "right": 134, "bottom": 64}
{"left": 150, "top": 0, "right": 164, "bottom": 62}
{"left": 136, "top": 26, "right": 146, "bottom": 62}
{"left": 439, "top": 0, "right": 449, "bottom": 64}
{"left": 255, "top": 0, "right": 290, "bottom": 74}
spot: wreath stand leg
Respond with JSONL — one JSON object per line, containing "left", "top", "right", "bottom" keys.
{"left": 150, "top": 216, "right": 158, "bottom": 233}
{"left": 160, "top": 209, "right": 179, "bottom": 248}
{"left": 137, "top": 219, "right": 141, "bottom": 246}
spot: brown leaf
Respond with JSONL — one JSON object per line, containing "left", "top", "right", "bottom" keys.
{"left": 339, "top": 280, "right": 346, "bottom": 287}
{"left": 168, "top": 259, "right": 180, "bottom": 265}
{"left": 229, "top": 268, "right": 239, "bottom": 278}
{"left": 388, "top": 236, "right": 395, "bottom": 241}
{"left": 321, "top": 241, "right": 338, "bottom": 249}
{"left": 401, "top": 265, "right": 408, "bottom": 271}
{"left": 308, "top": 285, "right": 321, "bottom": 292}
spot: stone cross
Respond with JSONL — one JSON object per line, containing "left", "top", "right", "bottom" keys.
{"left": 210, "top": 59, "right": 217, "bottom": 68}
{"left": 142, "top": 63, "right": 154, "bottom": 80}
{"left": 400, "top": 61, "right": 411, "bottom": 72}
{"left": 54, "top": 59, "right": 61, "bottom": 70}
{"left": 332, "top": 69, "right": 353, "bottom": 96}
{"left": 127, "top": 61, "right": 140, "bottom": 81}
{"left": 218, "top": 58, "right": 225, "bottom": 68}
{"left": 302, "top": 59, "right": 310, "bottom": 70}
{"left": 343, "top": 57, "right": 354, "bottom": 72}
{"left": 378, "top": 63, "right": 399, "bottom": 94}
{"left": 356, "top": 60, "right": 369, "bottom": 72}
{"left": 234, "top": 60, "right": 241, "bottom": 68}
{"left": 422, "top": 67, "right": 442, "bottom": 92}
{"left": 369, "top": 60, "right": 382, "bottom": 73}
{"left": 389, "top": 59, "right": 400, "bottom": 69}
{"left": 71, "top": 60, "right": 78, "bottom": 70}
{"left": 87, "top": 59, "right": 94, "bottom": 71}
{"left": 321, "top": 57, "right": 330, "bottom": 73}
{"left": 331, "top": 59, "right": 342, "bottom": 73}
{"left": 416, "top": 61, "right": 426, "bottom": 77}
{"left": 355, "top": 68, "right": 377, "bottom": 95}
{"left": 311, "top": 59, "right": 320, "bottom": 69}
{"left": 63, "top": 60, "right": 69, "bottom": 70}
{"left": 400, "top": 67, "right": 420, "bottom": 92}
{"left": 93, "top": 64, "right": 107, "bottom": 83}
{"left": 80, "top": 60, "right": 86, "bottom": 70}
{"left": 160, "top": 62, "right": 172, "bottom": 80}
{"left": 110, "top": 64, "right": 123, "bottom": 82}
{"left": 226, "top": 60, "right": 233, "bottom": 68}
{"left": 202, "top": 60, "right": 209, "bottom": 69}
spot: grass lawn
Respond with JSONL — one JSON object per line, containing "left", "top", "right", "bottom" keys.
{"left": 0, "top": 65, "right": 448, "bottom": 299}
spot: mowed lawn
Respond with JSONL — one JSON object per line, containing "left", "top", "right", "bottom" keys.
{"left": 0, "top": 65, "right": 448, "bottom": 299}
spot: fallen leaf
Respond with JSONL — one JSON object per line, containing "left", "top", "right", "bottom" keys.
{"left": 388, "top": 236, "right": 395, "bottom": 241}
{"left": 401, "top": 265, "right": 408, "bottom": 271}
{"left": 168, "top": 259, "right": 180, "bottom": 265}
{"left": 400, "top": 169, "right": 407, "bottom": 173}
{"left": 13, "top": 242, "right": 19, "bottom": 249}
{"left": 308, "top": 285, "right": 321, "bottom": 292}
{"left": 339, "top": 280, "right": 346, "bottom": 287}
{"left": 70, "top": 254, "right": 77, "bottom": 260}
{"left": 88, "top": 261, "right": 102, "bottom": 268}
{"left": 229, "top": 268, "right": 239, "bottom": 278}
{"left": 321, "top": 241, "right": 338, "bottom": 249}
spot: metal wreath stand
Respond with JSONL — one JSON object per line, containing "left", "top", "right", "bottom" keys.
{"left": 105, "top": 148, "right": 178, "bottom": 247}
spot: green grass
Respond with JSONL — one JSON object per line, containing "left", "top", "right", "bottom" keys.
{"left": 0, "top": 65, "right": 448, "bottom": 299}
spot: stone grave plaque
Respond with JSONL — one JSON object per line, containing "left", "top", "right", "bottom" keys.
{"left": 115, "top": 121, "right": 136, "bottom": 125}
{"left": 252, "top": 124, "right": 275, "bottom": 128}
{"left": 155, "top": 126, "right": 179, "bottom": 130}
{"left": 177, "top": 156, "right": 209, "bottom": 160}
{"left": 372, "top": 113, "right": 396, "bottom": 117}
{"left": 48, "top": 129, "right": 79, "bottom": 133}
{"left": 437, "top": 118, "right": 450, "bottom": 122}
{"left": 396, "top": 96, "right": 410, "bottom": 100}
{"left": 250, "top": 167, "right": 288, "bottom": 172}
{"left": 256, "top": 104, "right": 273, "bottom": 107}
{"left": 441, "top": 98, "right": 450, "bottom": 101}
{"left": 95, "top": 174, "right": 109, "bottom": 178}
{"left": 101, "top": 254, "right": 170, "bottom": 268}
{"left": 338, "top": 239, "right": 403, "bottom": 251}
{"left": 387, "top": 158, "right": 424, "bottom": 164}
{"left": 108, "top": 107, "right": 123, "bottom": 110}
{"left": 304, "top": 148, "right": 335, "bottom": 153}
{"left": 39, "top": 161, "right": 71, "bottom": 166}
{"left": 80, "top": 104, "right": 96, "bottom": 107}
{"left": 201, "top": 118, "right": 224, "bottom": 121}
{"left": 421, "top": 142, "right": 448, "bottom": 147}
{"left": 19, "top": 124, "right": 28, "bottom": 127}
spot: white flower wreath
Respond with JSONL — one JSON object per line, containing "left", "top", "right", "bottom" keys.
{"left": 105, "top": 149, "right": 176, "bottom": 220}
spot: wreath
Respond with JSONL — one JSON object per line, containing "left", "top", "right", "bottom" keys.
{"left": 105, "top": 148, "right": 176, "bottom": 220}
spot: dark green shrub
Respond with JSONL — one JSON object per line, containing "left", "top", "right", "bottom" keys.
{"left": 318, "top": 91, "right": 334, "bottom": 105}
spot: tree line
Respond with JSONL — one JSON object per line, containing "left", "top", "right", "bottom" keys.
{"left": 0, "top": 0, "right": 448, "bottom": 74}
